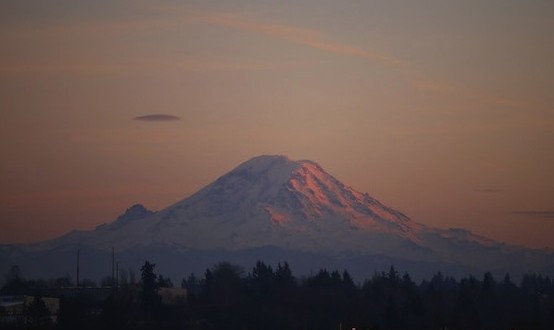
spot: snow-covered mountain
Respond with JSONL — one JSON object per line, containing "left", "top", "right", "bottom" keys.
{"left": 1, "top": 155, "right": 553, "bottom": 281}
{"left": 69, "top": 155, "right": 426, "bottom": 254}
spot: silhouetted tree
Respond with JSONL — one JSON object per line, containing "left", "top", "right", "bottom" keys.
{"left": 140, "top": 260, "right": 160, "bottom": 308}
{"left": 1, "top": 265, "right": 27, "bottom": 295}
{"left": 250, "top": 261, "right": 275, "bottom": 299}
{"left": 182, "top": 273, "right": 200, "bottom": 302}
{"left": 342, "top": 270, "right": 355, "bottom": 288}
{"left": 102, "top": 289, "right": 138, "bottom": 330}
{"left": 26, "top": 294, "right": 52, "bottom": 329}
{"left": 56, "top": 297, "right": 88, "bottom": 330}
{"left": 275, "top": 262, "right": 295, "bottom": 288}
{"left": 208, "top": 262, "right": 245, "bottom": 299}
{"left": 157, "top": 274, "right": 173, "bottom": 288}
{"left": 387, "top": 265, "right": 399, "bottom": 282}
{"left": 203, "top": 268, "right": 213, "bottom": 297}
{"left": 200, "top": 262, "right": 247, "bottom": 329}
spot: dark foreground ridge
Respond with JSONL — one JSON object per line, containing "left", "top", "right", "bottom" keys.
{"left": 1, "top": 259, "right": 553, "bottom": 330}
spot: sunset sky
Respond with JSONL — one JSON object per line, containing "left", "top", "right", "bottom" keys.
{"left": 1, "top": 0, "right": 553, "bottom": 248}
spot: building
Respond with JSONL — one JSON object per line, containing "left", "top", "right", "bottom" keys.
{"left": 0, "top": 295, "right": 60, "bottom": 326}
{"left": 159, "top": 287, "right": 187, "bottom": 304}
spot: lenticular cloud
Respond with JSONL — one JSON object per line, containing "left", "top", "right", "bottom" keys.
{"left": 133, "top": 114, "right": 181, "bottom": 121}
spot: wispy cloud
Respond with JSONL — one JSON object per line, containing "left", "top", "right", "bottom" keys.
{"left": 193, "top": 12, "right": 407, "bottom": 68}
{"left": 198, "top": 11, "right": 546, "bottom": 114}
{"left": 475, "top": 188, "right": 502, "bottom": 193}
{"left": 510, "top": 211, "right": 554, "bottom": 219}
{"left": 3, "top": 17, "right": 173, "bottom": 39}
{"left": 480, "top": 96, "right": 541, "bottom": 110}
{"left": 413, "top": 80, "right": 458, "bottom": 95}
{"left": 133, "top": 114, "right": 181, "bottom": 121}
{"left": 0, "top": 64, "right": 116, "bottom": 75}
{"left": 414, "top": 79, "right": 546, "bottom": 112}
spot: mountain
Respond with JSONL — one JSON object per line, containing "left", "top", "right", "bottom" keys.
{"left": 1, "top": 155, "right": 553, "bottom": 282}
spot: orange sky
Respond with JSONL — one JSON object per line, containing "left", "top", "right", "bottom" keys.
{"left": 1, "top": 0, "right": 553, "bottom": 248}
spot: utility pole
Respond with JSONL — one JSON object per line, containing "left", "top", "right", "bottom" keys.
{"left": 76, "top": 248, "right": 80, "bottom": 287}
{"left": 112, "top": 247, "right": 115, "bottom": 286}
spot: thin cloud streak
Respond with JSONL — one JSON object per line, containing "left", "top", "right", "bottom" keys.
{"left": 510, "top": 211, "right": 554, "bottom": 219}
{"left": 414, "top": 79, "right": 547, "bottom": 112}
{"left": 475, "top": 188, "right": 503, "bottom": 193}
{"left": 192, "top": 10, "right": 539, "bottom": 113}
{"left": 0, "top": 64, "right": 116, "bottom": 75}
{"left": 193, "top": 12, "right": 407, "bottom": 67}
{"left": 195, "top": 10, "right": 548, "bottom": 115}
{"left": 133, "top": 114, "right": 181, "bottom": 121}
{"left": 2, "top": 17, "right": 177, "bottom": 40}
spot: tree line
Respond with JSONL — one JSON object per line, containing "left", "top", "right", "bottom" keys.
{"left": 1, "top": 261, "right": 554, "bottom": 329}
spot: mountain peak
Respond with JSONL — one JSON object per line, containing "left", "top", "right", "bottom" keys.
{"left": 241, "top": 154, "right": 292, "bottom": 164}
{"left": 116, "top": 204, "right": 154, "bottom": 224}
{"left": 171, "top": 155, "right": 414, "bottom": 240}
{"left": 232, "top": 155, "right": 324, "bottom": 179}
{"left": 234, "top": 154, "right": 294, "bottom": 172}
{"left": 221, "top": 155, "right": 304, "bottom": 192}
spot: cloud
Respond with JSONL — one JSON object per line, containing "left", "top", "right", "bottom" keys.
{"left": 133, "top": 114, "right": 181, "bottom": 121}
{"left": 413, "top": 79, "right": 457, "bottom": 95}
{"left": 475, "top": 188, "right": 502, "bottom": 193}
{"left": 193, "top": 10, "right": 541, "bottom": 113}
{"left": 414, "top": 79, "right": 546, "bottom": 112}
{"left": 0, "top": 64, "right": 116, "bottom": 75}
{"left": 510, "top": 211, "right": 554, "bottom": 219}
{"left": 194, "top": 12, "right": 407, "bottom": 67}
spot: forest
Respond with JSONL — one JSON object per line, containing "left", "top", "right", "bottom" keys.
{"left": 1, "top": 260, "right": 553, "bottom": 330}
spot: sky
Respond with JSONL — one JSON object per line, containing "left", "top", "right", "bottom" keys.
{"left": 1, "top": 0, "right": 553, "bottom": 249}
